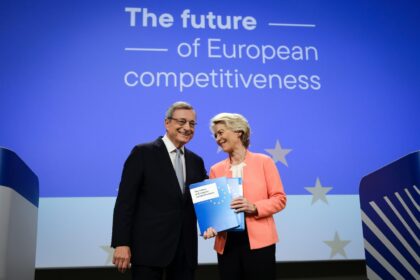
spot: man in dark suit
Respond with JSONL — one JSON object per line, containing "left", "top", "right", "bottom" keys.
{"left": 111, "top": 101, "right": 207, "bottom": 280}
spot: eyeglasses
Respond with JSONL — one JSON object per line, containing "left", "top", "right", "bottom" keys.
{"left": 168, "top": 117, "right": 197, "bottom": 128}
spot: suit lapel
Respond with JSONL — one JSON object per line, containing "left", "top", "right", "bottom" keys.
{"left": 184, "top": 149, "right": 192, "bottom": 186}
{"left": 184, "top": 149, "right": 196, "bottom": 202}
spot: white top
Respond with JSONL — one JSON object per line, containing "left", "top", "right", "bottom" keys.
{"left": 230, "top": 161, "right": 246, "bottom": 179}
{"left": 162, "top": 134, "right": 186, "bottom": 181}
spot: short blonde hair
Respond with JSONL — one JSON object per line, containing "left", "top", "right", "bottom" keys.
{"left": 210, "top": 113, "right": 251, "bottom": 148}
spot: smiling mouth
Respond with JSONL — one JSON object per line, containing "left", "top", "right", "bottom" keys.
{"left": 178, "top": 129, "right": 192, "bottom": 137}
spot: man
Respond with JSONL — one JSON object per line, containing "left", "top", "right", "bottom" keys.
{"left": 111, "top": 101, "right": 207, "bottom": 280}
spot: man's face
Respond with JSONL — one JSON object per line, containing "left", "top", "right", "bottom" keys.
{"left": 165, "top": 109, "right": 196, "bottom": 148}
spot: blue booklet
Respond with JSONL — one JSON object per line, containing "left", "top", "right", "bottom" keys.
{"left": 226, "top": 178, "right": 245, "bottom": 231}
{"left": 189, "top": 177, "right": 239, "bottom": 235}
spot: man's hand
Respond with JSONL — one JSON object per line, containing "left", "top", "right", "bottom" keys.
{"left": 112, "top": 246, "right": 131, "bottom": 273}
{"left": 203, "top": 227, "right": 217, "bottom": 240}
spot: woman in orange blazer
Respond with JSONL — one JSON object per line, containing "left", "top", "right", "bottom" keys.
{"left": 204, "top": 113, "right": 287, "bottom": 280}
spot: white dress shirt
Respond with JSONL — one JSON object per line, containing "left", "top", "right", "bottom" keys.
{"left": 162, "top": 134, "right": 186, "bottom": 182}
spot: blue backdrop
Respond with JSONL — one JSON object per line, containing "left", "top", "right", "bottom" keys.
{"left": 2, "top": 0, "right": 418, "bottom": 198}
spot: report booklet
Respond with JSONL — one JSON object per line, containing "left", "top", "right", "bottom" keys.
{"left": 226, "top": 177, "right": 245, "bottom": 231}
{"left": 189, "top": 177, "right": 239, "bottom": 235}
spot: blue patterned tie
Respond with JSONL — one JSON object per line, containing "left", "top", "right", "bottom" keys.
{"left": 174, "top": 149, "right": 185, "bottom": 194}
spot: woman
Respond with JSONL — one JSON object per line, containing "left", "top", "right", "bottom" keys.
{"left": 204, "top": 113, "right": 287, "bottom": 280}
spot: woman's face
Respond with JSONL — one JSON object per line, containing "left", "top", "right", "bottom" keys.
{"left": 213, "top": 123, "right": 243, "bottom": 153}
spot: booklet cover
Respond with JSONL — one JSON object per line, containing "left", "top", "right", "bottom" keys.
{"left": 189, "top": 177, "right": 239, "bottom": 235}
{"left": 227, "top": 178, "right": 245, "bottom": 231}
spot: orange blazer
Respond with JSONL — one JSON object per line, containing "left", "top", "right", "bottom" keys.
{"left": 209, "top": 151, "right": 287, "bottom": 254}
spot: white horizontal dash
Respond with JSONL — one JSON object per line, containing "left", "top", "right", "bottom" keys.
{"left": 268, "top": 23, "right": 316, "bottom": 28}
{"left": 124, "top": 48, "right": 168, "bottom": 52}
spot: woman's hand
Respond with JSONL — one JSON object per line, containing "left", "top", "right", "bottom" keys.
{"left": 203, "top": 227, "right": 218, "bottom": 239}
{"left": 231, "top": 196, "right": 258, "bottom": 215}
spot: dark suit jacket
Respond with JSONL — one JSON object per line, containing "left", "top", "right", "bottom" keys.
{"left": 111, "top": 137, "right": 207, "bottom": 268}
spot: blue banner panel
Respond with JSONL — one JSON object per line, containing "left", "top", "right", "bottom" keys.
{"left": 0, "top": 147, "right": 39, "bottom": 206}
{"left": 359, "top": 151, "right": 420, "bottom": 279}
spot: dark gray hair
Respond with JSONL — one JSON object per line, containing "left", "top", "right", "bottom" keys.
{"left": 210, "top": 113, "right": 251, "bottom": 148}
{"left": 165, "top": 101, "right": 195, "bottom": 119}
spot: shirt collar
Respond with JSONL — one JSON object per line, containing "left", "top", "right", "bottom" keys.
{"left": 162, "top": 134, "right": 185, "bottom": 154}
